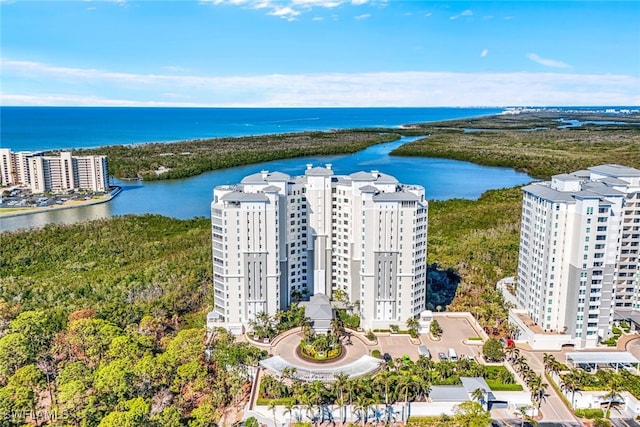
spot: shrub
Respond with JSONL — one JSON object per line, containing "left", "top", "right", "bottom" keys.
{"left": 430, "top": 320, "right": 442, "bottom": 338}
{"left": 389, "top": 324, "right": 400, "bottom": 333}
{"left": 612, "top": 327, "right": 622, "bottom": 336}
{"left": 371, "top": 349, "right": 382, "bottom": 358}
{"left": 468, "top": 337, "right": 482, "bottom": 341}
{"left": 365, "top": 331, "right": 376, "bottom": 341}
{"left": 575, "top": 408, "right": 604, "bottom": 419}
{"left": 256, "top": 397, "right": 296, "bottom": 406}
{"left": 485, "top": 380, "right": 523, "bottom": 391}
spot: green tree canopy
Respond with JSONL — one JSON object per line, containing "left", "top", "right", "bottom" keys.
{"left": 482, "top": 338, "right": 505, "bottom": 362}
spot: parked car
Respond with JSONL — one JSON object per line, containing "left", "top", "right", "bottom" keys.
{"left": 418, "top": 345, "right": 431, "bottom": 359}
{"left": 438, "top": 352, "right": 448, "bottom": 361}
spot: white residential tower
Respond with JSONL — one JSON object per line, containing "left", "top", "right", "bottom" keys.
{"left": 516, "top": 164, "right": 640, "bottom": 348}
{"left": 208, "top": 165, "right": 428, "bottom": 334}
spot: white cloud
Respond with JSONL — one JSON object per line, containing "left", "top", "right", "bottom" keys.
{"left": 481, "top": 49, "right": 488, "bottom": 57}
{"left": 527, "top": 53, "right": 571, "bottom": 69}
{"left": 424, "top": 12, "right": 432, "bottom": 17}
{"left": 2, "top": 58, "right": 638, "bottom": 107}
{"left": 203, "top": 0, "right": 380, "bottom": 20}
{"left": 268, "top": 5, "right": 300, "bottom": 19}
{"left": 450, "top": 9, "right": 472, "bottom": 20}
{"left": 312, "top": 16, "right": 323, "bottom": 21}
{"left": 354, "top": 13, "right": 370, "bottom": 20}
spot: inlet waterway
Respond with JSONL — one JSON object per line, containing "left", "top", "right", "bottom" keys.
{"left": 0, "top": 136, "right": 533, "bottom": 232}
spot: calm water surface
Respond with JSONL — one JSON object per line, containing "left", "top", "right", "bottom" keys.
{"left": 1, "top": 137, "right": 533, "bottom": 232}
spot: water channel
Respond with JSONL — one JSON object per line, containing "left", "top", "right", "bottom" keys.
{"left": 0, "top": 137, "right": 534, "bottom": 232}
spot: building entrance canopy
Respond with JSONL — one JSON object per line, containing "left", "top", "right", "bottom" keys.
{"left": 259, "top": 355, "right": 381, "bottom": 382}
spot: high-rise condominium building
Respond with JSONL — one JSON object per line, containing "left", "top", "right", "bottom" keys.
{"left": 516, "top": 164, "right": 640, "bottom": 348}
{"left": 0, "top": 149, "right": 109, "bottom": 193}
{"left": 209, "top": 164, "right": 428, "bottom": 334}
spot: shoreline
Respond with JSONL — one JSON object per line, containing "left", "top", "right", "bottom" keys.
{"left": 0, "top": 186, "right": 122, "bottom": 219}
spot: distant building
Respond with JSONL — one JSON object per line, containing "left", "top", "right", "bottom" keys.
{"left": 208, "top": 164, "right": 428, "bottom": 334}
{"left": 0, "top": 148, "right": 109, "bottom": 193}
{"left": 516, "top": 164, "right": 640, "bottom": 348}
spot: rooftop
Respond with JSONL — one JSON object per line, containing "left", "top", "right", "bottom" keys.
{"left": 589, "top": 164, "right": 640, "bottom": 178}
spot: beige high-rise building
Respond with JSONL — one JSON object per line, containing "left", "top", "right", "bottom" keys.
{"left": 208, "top": 165, "right": 428, "bottom": 334}
{"left": 516, "top": 164, "right": 640, "bottom": 348}
{"left": 0, "top": 149, "right": 108, "bottom": 193}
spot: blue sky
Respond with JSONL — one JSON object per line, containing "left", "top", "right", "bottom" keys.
{"left": 1, "top": 0, "right": 639, "bottom": 107}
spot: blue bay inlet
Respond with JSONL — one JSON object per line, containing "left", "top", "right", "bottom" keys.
{"left": 0, "top": 136, "right": 533, "bottom": 232}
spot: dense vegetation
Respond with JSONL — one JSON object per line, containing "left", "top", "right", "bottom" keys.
{"left": 427, "top": 187, "right": 524, "bottom": 335}
{"left": 0, "top": 215, "right": 212, "bottom": 328}
{"left": 75, "top": 131, "right": 401, "bottom": 180}
{"left": 393, "top": 112, "right": 640, "bottom": 180}
{"left": 0, "top": 216, "right": 271, "bottom": 426}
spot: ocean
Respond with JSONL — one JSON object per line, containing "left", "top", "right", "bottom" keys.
{"left": 0, "top": 106, "right": 505, "bottom": 151}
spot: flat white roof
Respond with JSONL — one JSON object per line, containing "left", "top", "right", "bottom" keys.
{"left": 566, "top": 352, "right": 640, "bottom": 364}
{"left": 259, "top": 355, "right": 382, "bottom": 381}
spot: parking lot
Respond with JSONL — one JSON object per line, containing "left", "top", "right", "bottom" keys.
{"left": 425, "top": 313, "right": 487, "bottom": 360}
{"left": 374, "top": 313, "right": 488, "bottom": 362}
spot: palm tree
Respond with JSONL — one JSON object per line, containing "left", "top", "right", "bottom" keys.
{"left": 529, "top": 376, "right": 548, "bottom": 410}
{"left": 354, "top": 395, "right": 373, "bottom": 427}
{"left": 406, "top": 317, "right": 419, "bottom": 338}
{"left": 603, "top": 375, "right": 624, "bottom": 417}
{"left": 515, "top": 405, "right": 537, "bottom": 427}
{"left": 514, "top": 355, "right": 529, "bottom": 376}
{"left": 283, "top": 400, "right": 298, "bottom": 424}
{"left": 505, "top": 345, "right": 520, "bottom": 362}
{"left": 301, "top": 321, "right": 313, "bottom": 341}
{"left": 396, "top": 377, "right": 418, "bottom": 422}
{"left": 333, "top": 372, "right": 349, "bottom": 423}
{"left": 373, "top": 370, "right": 393, "bottom": 406}
{"left": 268, "top": 401, "right": 278, "bottom": 427}
{"left": 417, "top": 376, "right": 432, "bottom": 403}
{"left": 330, "top": 317, "right": 343, "bottom": 340}
{"left": 471, "top": 387, "right": 487, "bottom": 410}
{"left": 560, "top": 370, "right": 582, "bottom": 408}
{"left": 543, "top": 353, "right": 562, "bottom": 377}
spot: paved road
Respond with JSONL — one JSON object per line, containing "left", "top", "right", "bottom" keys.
{"left": 611, "top": 418, "right": 640, "bottom": 427}
{"left": 515, "top": 348, "right": 580, "bottom": 425}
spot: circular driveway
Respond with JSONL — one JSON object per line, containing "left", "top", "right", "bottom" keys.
{"left": 271, "top": 331, "right": 369, "bottom": 369}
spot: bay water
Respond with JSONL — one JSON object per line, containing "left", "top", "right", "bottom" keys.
{"left": 0, "top": 107, "right": 533, "bottom": 232}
